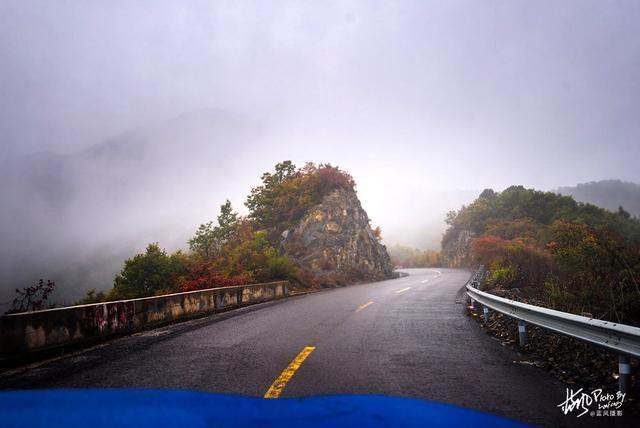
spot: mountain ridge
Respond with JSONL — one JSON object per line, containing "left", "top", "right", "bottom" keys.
{"left": 556, "top": 179, "right": 640, "bottom": 218}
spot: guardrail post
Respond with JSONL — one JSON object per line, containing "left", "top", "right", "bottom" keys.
{"left": 518, "top": 320, "right": 528, "bottom": 346}
{"left": 483, "top": 305, "right": 490, "bottom": 323}
{"left": 618, "top": 355, "right": 631, "bottom": 394}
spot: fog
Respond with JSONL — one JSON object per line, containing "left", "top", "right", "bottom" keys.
{"left": 1, "top": 1, "right": 639, "bottom": 308}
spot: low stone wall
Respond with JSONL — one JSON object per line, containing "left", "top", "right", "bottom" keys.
{"left": 0, "top": 281, "right": 288, "bottom": 358}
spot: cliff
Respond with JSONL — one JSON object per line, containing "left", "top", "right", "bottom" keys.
{"left": 280, "top": 188, "right": 393, "bottom": 286}
{"left": 440, "top": 229, "right": 475, "bottom": 268}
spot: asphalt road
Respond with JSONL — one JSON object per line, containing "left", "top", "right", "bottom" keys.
{"left": 0, "top": 269, "right": 618, "bottom": 426}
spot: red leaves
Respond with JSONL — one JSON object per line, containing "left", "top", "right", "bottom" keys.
{"left": 317, "top": 164, "right": 355, "bottom": 192}
{"left": 472, "top": 235, "right": 509, "bottom": 266}
{"left": 6, "top": 279, "right": 56, "bottom": 314}
{"left": 177, "top": 261, "right": 252, "bottom": 292}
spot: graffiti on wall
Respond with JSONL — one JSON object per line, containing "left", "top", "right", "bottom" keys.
{"left": 85, "top": 301, "right": 134, "bottom": 334}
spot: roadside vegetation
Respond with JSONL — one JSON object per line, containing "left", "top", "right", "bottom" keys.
{"left": 388, "top": 244, "right": 440, "bottom": 268}
{"left": 6, "top": 280, "right": 57, "bottom": 314}
{"left": 443, "top": 186, "right": 640, "bottom": 324}
{"left": 75, "top": 161, "right": 358, "bottom": 303}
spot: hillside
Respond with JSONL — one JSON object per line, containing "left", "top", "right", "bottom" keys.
{"left": 69, "top": 161, "right": 392, "bottom": 306}
{"left": 557, "top": 179, "right": 640, "bottom": 218}
{"left": 441, "top": 186, "right": 640, "bottom": 324}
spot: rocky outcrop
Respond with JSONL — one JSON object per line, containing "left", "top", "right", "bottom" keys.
{"left": 441, "top": 229, "right": 475, "bottom": 268}
{"left": 280, "top": 188, "right": 393, "bottom": 286}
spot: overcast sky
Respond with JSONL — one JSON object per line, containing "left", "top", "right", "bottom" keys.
{"left": 1, "top": 1, "right": 639, "bottom": 303}
{"left": 3, "top": 1, "right": 640, "bottom": 183}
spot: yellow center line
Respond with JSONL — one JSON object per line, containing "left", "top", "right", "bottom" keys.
{"left": 396, "top": 287, "right": 411, "bottom": 294}
{"left": 355, "top": 301, "right": 375, "bottom": 312}
{"left": 264, "top": 346, "right": 315, "bottom": 398}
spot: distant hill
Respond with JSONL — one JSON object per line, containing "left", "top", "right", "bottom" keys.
{"left": 556, "top": 180, "right": 640, "bottom": 218}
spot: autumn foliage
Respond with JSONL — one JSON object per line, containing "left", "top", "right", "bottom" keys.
{"left": 246, "top": 161, "right": 355, "bottom": 233}
{"left": 80, "top": 161, "right": 359, "bottom": 303}
{"left": 176, "top": 259, "right": 252, "bottom": 292}
{"left": 444, "top": 186, "right": 640, "bottom": 324}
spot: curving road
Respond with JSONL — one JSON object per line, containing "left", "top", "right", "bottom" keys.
{"left": 0, "top": 269, "right": 605, "bottom": 426}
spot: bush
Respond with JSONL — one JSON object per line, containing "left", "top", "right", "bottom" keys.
{"left": 112, "top": 243, "right": 186, "bottom": 299}
{"left": 486, "top": 266, "right": 515, "bottom": 289}
{"left": 6, "top": 279, "right": 56, "bottom": 314}
{"left": 267, "top": 255, "right": 297, "bottom": 281}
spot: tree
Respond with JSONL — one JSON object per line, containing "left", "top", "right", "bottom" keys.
{"left": 188, "top": 200, "right": 239, "bottom": 260}
{"left": 113, "top": 243, "right": 185, "bottom": 298}
{"left": 445, "top": 210, "right": 457, "bottom": 226}
{"left": 216, "top": 199, "right": 238, "bottom": 241}
{"left": 188, "top": 221, "right": 217, "bottom": 260}
{"left": 246, "top": 161, "right": 356, "bottom": 232}
{"left": 6, "top": 279, "right": 56, "bottom": 314}
{"left": 372, "top": 226, "right": 382, "bottom": 241}
{"left": 618, "top": 206, "right": 631, "bottom": 220}
{"left": 479, "top": 188, "right": 497, "bottom": 199}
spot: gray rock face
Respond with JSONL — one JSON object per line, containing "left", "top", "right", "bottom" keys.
{"left": 441, "top": 229, "right": 475, "bottom": 268}
{"left": 280, "top": 188, "right": 393, "bottom": 286}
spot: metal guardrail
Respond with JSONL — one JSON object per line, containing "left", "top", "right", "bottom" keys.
{"left": 466, "top": 267, "right": 640, "bottom": 393}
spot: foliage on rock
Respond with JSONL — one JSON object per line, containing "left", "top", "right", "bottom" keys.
{"left": 246, "top": 161, "right": 356, "bottom": 234}
{"left": 79, "top": 161, "right": 390, "bottom": 303}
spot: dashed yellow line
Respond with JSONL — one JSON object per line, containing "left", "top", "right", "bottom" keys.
{"left": 356, "top": 301, "right": 375, "bottom": 312}
{"left": 396, "top": 287, "right": 411, "bottom": 294}
{"left": 264, "top": 346, "right": 315, "bottom": 398}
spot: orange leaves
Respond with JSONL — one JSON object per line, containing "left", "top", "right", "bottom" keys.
{"left": 472, "top": 232, "right": 551, "bottom": 289}
{"left": 472, "top": 235, "right": 508, "bottom": 266}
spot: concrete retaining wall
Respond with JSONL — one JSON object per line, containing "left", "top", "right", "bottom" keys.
{"left": 0, "top": 281, "right": 288, "bottom": 358}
